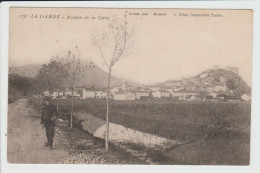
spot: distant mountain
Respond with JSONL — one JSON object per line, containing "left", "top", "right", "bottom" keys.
{"left": 78, "top": 59, "right": 140, "bottom": 88}
{"left": 9, "top": 60, "right": 140, "bottom": 89}
{"left": 9, "top": 64, "right": 41, "bottom": 78}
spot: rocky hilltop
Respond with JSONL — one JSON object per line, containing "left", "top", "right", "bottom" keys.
{"left": 154, "top": 67, "right": 250, "bottom": 97}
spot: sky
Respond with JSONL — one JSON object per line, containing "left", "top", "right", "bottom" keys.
{"left": 9, "top": 8, "right": 252, "bottom": 86}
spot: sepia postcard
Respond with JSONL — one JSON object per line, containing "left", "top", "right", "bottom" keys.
{"left": 1, "top": 1, "right": 260, "bottom": 173}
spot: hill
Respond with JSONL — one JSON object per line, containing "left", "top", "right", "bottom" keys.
{"left": 154, "top": 67, "right": 251, "bottom": 97}
{"left": 9, "top": 64, "right": 41, "bottom": 78}
{"left": 9, "top": 60, "right": 140, "bottom": 89}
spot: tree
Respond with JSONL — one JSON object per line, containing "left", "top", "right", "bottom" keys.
{"left": 9, "top": 74, "right": 34, "bottom": 95}
{"left": 37, "top": 58, "right": 69, "bottom": 108}
{"left": 37, "top": 60, "right": 63, "bottom": 96}
{"left": 226, "top": 78, "right": 238, "bottom": 91}
{"left": 92, "top": 13, "right": 134, "bottom": 151}
{"left": 64, "top": 46, "right": 94, "bottom": 129}
{"left": 8, "top": 74, "right": 35, "bottom": 103}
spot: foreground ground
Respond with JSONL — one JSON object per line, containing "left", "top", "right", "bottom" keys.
{"left": 7, "top": 98, "right": 251, "bottom": 165}
{"left": 7, "top": 98, "right": 145, "bottom": 164}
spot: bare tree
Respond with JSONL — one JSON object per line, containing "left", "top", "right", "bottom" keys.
{"left": 92, "top": 13, "right": 134, "bottom": 151}
{"left": 65, "top": 46, "right": 94, "bottom": 129}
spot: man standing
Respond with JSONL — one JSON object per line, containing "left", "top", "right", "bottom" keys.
{"left": 41, "top": 97, "right": 56, "bottom": 150}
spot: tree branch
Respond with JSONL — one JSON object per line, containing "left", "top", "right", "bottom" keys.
{"left": 93, "top": 37, "right": 110, "bottom": 69}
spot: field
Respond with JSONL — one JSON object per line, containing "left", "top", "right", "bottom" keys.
{"left": 56, "top": 99, "right": 251, "bottom": 165}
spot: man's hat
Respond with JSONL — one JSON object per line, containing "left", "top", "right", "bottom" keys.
{"left": 44, "top": 96, "right": 51, "bottom": 102}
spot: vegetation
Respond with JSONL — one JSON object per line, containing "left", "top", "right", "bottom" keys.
{"left": 57, "top": 99, "right": 250, "bottom": 141}
{"left": 8, "top": 74, "right": 35, "bottom": 103}
{"left": 55, "top": 99, "right": 250, "bottom": 164}
{"left": 37, "top": 58, "right": 68, "bottom": 96}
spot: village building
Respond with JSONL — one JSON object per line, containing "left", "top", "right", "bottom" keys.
{"left": 63, "top": 87, "right": 81, "bottom": 97}
{"left": 182, "top": 78, "right": 188, "bottom": 85}
{"left": 51, "top": 91, "right": 59, "bottom": 98}
{"left": 199, "top": 86, "right": 208, "bottom": 92}
{"left": 114, "top": 91, "right": 136, "bottom": 101}
{"left": 198, "top": 85, "right": 214, "bottom": 93}
{"left": 219, "top": 76, "right": 227, "bottom": 83}
{"left": 186, "top": 85, "right": 199, "bottom": 92}
{"left": 64, "top": 88, "right": 72, "bottom": 96}
{"left": 82, "top": 88, "right": 96, "bottom": 99}
{"left": 135, "top": 91, "right": 150, "bottom": 99}
{"left": 74, "top": 92, "right": 81, "bottom": 97}
{"left": 229, "top": 90, "right": 234, "bottom": 95}
{"left": 73, "top": 91, "right": 81, "bottom": 97}
{"left": 165, "top": 83, "right": 174, "bottom": 87}
{"left": 209, "top": 92, "right": 218, "bottom": 98}
{"left": 43, "top": 91, "right": 50, "bottom": 97}
{"left": 152, "top": 91, "right": 161, "bottom": 99}
{"left": 171, "top": 91, "right": 199, "bottom": 100}
{"left": 203, "top": 81, "right": 210, "bottom": 85}
{"left": 173, "top": 86, "right": 185, "bottom": 92}
{"left": 149, "top": 86, "right": 161, "bottom": 92}
{"left": 74, "top": 88, "right": 83, "bottom": 98}
{"left": 152, "top": 90, "right": 171, "bottom": 99}
{"left": 214, "top": 85, "right": 228, "bottom": 92}
{"left": 216, "top": 94, "right": 229, "bottom": 101}
{"left": 140, "top": 87, "right": 151, "bottom": 92}
{"left": 165, "top": 88, "right": 174, "bottom": 92}
{"left": 160, "top": 90, "right": 171, "bottom": 98}
{"left": 206, "top": 86, "right": 215, "bottom": 93}
{"left": 134, "top": 87, "right": 143, "bottom": 91}
{"left": 121, "top": 80, "right": 135, "bottom": 90}
{"left": 206, "top": 95, "right": 214, "bottom": 100}
{"left": 165, "top": 81, "right": 182, "bottom": 87}
{"left": 110, "top": 86, "right": 122, "bottom": 94}
{"left": 201, "top": 77, "right": 215, "bottom": 85}
{"left": 190, "top": 78, "right": 200, "bottom": 85}
{"left": 189, "top": 95, "right": 198, "bottom": 101}
{"left": 96, "top": 90, "right": 107, "bottom": 99}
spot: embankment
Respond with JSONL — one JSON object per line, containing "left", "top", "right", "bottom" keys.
{"left": 73, "top": 111, "right": 180, "bottom": 148}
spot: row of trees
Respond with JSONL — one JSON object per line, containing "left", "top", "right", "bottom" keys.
{"left": 36, "top": 47, "right": 92, "bottom": 129}
{"left": 37, "top": 14, "right": 134, "bottom": 151}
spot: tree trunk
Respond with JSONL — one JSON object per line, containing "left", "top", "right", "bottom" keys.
{"left": 71, "top": 87, "right": 74, "bottom": 129}
{"left": 105, "top": 68, "right": 112, "bottom": 152}
{"left": 57, "top": 91, "right": 59, "bottom": 112}
{"left": 57, "top": 99, "right": 59, "bottom": 112}
{"left": 40, "top": 95, "right": 42, "bottom": 105}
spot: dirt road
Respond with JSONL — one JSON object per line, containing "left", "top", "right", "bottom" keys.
{"left": 7, "top": 98, "right": 143, "bottom": 164}
{"left": 8, "top": 98, "right": 68, "bottom": 163}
